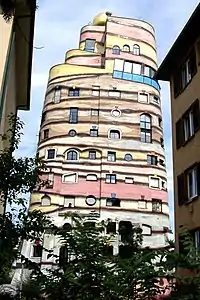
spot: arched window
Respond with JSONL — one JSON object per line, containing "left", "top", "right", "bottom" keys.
{"left": 112, "top": 45, "right": 120, "bottom": 55}
{"left": 67, "top": 150, "right": 78, "bottom": 160}
{"left": 109, "top": 129, "right": 121, "bottom": 139}
{"left": 133, "top": 44, "right": 140, "bottom": 55}
{"left": 123, "top": 44, "right": 130, "bottom": 52}
{"left": 140, "top": 114, "right": 152, "bottom": 143}
{"left": 41, "top": 195, "right": 51, "bottom": 206}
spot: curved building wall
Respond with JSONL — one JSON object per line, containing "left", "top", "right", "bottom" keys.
{"left": 30, "top": 13, "right": 170, "bottom": 256}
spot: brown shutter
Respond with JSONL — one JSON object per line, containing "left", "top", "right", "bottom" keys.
{"left": 173, "top": 71, "right": 181, "bottom": 98}
{"left": 190, "top": 48, "right": 197, "bottom": 77}
{"left": 197, "top": 162, "right": 200, "bottom": 196}
{"left": 193, "top": 99, "right": 200, "bottom": 132}
{"left": 177, "top": 172, "right": 188, "bottom": 205}
{"left": 176, "top": 118, "right": 183, "bottom": 149}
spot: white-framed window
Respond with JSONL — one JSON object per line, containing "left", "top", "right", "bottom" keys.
{"left": 46, "top": 149, "right": 57, "bottom": 159}
{"left": 92, "top": 85, "right": 100, "bottom": 96}
{"left": 132, "top": 62, "right": 142, "bottom": 74}
{"left": 108, "top": 129, "right": 121, "bottom": 140}
{"left": 133, "top": 44, "right": 140, "bottom": 55}
{"left": 141, "top": 224, "right": 152, "bottom": 236}
{"left": 86, "top": 174, "right": 98, "bottom": 181}
{"left": 107, "top": 151, "right": 116, "bottom": 162}
{"left": 181, "top": 59, "right": 192, "bottom": 88}
{"left": 152, "top": 199, "right": 162, "bottom": 212}
{"left": 108, "top": 90, "right": 121, "bottom": 97}
{"left": 138, "top": 93, "right": 149, "bottom": 103}
{"left": 62, "top": 173, "right": 78, "bottom": 183}
{"left": 124, "top": 61, "right": 132, "bottom": 73}
{"left": 187, "top": 168, "right": 197, "bottom": 199}
{"left": 91, "top": 109, "right": 99, "bottom": 116}
{"left": 41, "top": 195, "right": 51, "bottom": 206}
{"left": 66, "top": 150, "right": 78, "bottom": 161}
{"left": 54, "top": 86, "right": 61, "bottom": 103}
{"left": 114, "top": 59, "right": 124, "bottom": 71}
{"left": 112, "top": 45, "right": 120, "bottom": 55}
{"left": 106, "top": 174, "right": 116, "bottom": 184}
{"left": 64, "top": 196, "right": 75, "bottom": 207}
{"left": 125, "top": 177, "right": 134, "bottom": 184}
{"left": 144, "top": 66, "right": 150, "bottom": 77}
{"left": 183, "top": 110, "right": 194, "bottom": 141}
{"left": 149, "top": 176, "right": 160, "bottom": 189}
{"left": 138, "top": 200, "right": 147, "bottom": 209}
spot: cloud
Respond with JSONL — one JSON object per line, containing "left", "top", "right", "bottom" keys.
{"left": 16, "top": 0, "right": 200, "bottom": 230}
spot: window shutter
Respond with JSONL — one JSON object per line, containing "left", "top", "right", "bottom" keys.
{"left": 197, "top": 162, "right": 200, "bottom": 196}
{"left": 176, "top": 119, "right": 183, "bottom": 149}
{"left": 190, "top": 48, "right": 197, "bottom": 77}
{"left": 177, "top": 173, "right": 188, "bottom": 205}
{"left": 193, "top": 99, "right": 200, "bottom": 132}
{"left": 173, "top": 71, "right": 181, "bottom": 98}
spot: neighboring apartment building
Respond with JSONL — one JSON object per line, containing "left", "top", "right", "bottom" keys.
{"left": 0, "top": 1, "right": 35, "bottom": 147}
{"left": 155, "top": 3, "right": 200, "bottom": 251}
{"left": 0, "top": 1, "right": 36, "bottom": 213}
{"left": 19, "top": 12, "right": 171, "bottom": 270}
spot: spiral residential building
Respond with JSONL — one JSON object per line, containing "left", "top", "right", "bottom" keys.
{"left": 22, "top": 12, "right": 171, "bottom": 267}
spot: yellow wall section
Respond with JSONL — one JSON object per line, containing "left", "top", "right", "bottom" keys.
{"left": 65, "top": 49, "right": 98, "bottom": 61}
{"left": 79, "top": 41, "right": 104, "bottom": 54}
{"left": 106, "top": 35, "right": 157, "bottom": 63}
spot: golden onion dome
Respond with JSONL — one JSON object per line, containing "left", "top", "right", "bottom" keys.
{"left": 92, "top": 12, "right": 112, "bottom": 26}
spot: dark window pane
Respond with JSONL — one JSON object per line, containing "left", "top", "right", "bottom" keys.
{"left": 69, "top": 108, "right": 78, "bottom": 123}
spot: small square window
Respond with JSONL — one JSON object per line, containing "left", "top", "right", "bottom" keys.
{"left": 69, "top": 88, "right": 79, "bottom": 97}
{"left": 138, "top": 200, "right": 147, "bottom": 209}
{"left": 125, "top": 177, "right": 134, "bottom": 184}
{"left": 138, "top": 93, "right": 148, "bottom": 103}
{"left": 86, "top": 174, "right": 98, "bottom": 181}
{"left": 106, "top": 174, "right": 116, "bottom": 184}
{"left": 91, "top": 109, "right": 99, "bottom": 116}
{"left": 106, "top": 198, "right": 120, "bottom": 207}
{"left": 62, "top": 173, "right": 77, "bottom": 183}
{"left": 107, "top": 151, "right": 116, "bottom": 162}
{"left": 152, "top": 199, "right": 162, "bottom": 212}
{"left": 44, "top": 129, "right": 49, "bottom": 139}
{"left": 47, "top": 149, "right": 56, "bottom": 159}
{"left": 54, "top": 87, "right": 61, "bottom": 103}
{"left": 89, "top": 151, "right": 96, "bottom": 159}
{"left": 90, "top": 129, "right": 98, "bottom": 137}
{"left": 92, "top": 86, "right": 100, "bottom": 97}
{"left": 149, "top": 176, "right": 160, "bottom": 189}
{"left": 147, "top": 155, "right": 157, "bottom": 165}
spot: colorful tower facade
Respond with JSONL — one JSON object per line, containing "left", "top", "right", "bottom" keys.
{"left": 30, "top": 12, "right": 170, "bottom": 260}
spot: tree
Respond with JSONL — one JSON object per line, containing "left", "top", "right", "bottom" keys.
{"left": 0, "top": 0, "right": 38, "bottom": 22}
{"left": 0, "top": 115, "right": 51, "bottom": 295}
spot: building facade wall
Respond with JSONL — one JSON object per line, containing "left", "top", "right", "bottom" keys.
{"left": 28, "top": 12, "right": 170, "bottom": 265}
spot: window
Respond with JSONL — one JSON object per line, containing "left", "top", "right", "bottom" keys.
{"left": 92, "top": 85, "right": 100, "bottom": 96}
{"left": 133, "top": 44, "right": 140, "bottom": 55}
{"left": 142, "top": 224, "right": 152, "bottom": 236}
{"left": 125, "top": 177, "right": 134, "bottom": 184}
{"left": 108, "top": 90, "right": 121, "bottom": 97}
{"left": 64, "top": 196, "right": 75, "bottom": 207}
{"left": 161, "top": 181, "right": 167, "bottom": 190}
{"left": 43, "top": 129, "right": 49, "bottom": 139}
{"left": 183, "top": 111, "right": 194, "bottom": 141}
{"left": 160, "top": 138, "right": 164, "bottom": 148}
{"left": 89, "top": 151, "right": 96, "bottom": 159}
{"left": 85, "top": 195, "right": 96, "bottom": 206}
{"left": 138, "top": 93, "right": 148, "bottom": 103}
{"left": 124, "top": 61, "right": 132, "bottom": 73}
{"left": 107, "top": 151, "right": 116, "bottom": 162}
{"left": 69, "top": 129, "right": 76, "bottom": 137}
{"left": 187, "top": 168, "right": 197, "bottom": 199}
{"left": 152, "top": 199, "right": 162, "bottom": 212}
{"left": 85, "top": 39, "right": 95, "bottom": 52}
{"left": 114, "top": 59, "right": 124, "bottom": 71}
{"left": 149, "top": 176, "right": 160, "bottom": 189}
{"left": 158, "top": 117, "right": 162, "bottom": 127}
{"left": 106, "top": 174, "right": 116, "bottom": 184}
{"left": 144, "top": 65, "right": 150, "bottom": 77}
{"left": 41, "top": 195, "right": 51, "bottom": 206}
{"left": 33, "top": 240, "right": 42, "bottom": 257}
{"left": 59, "top": 245, "right": 68, "bottom": 267}
{"left": 106, "top": 198, "right": 120, "bottom": 207}
{"left": 112, "top": 45, "right": 120, "bottom": 55}
{"left": 86, "top": 174, "right": 98, "bottom": 181}
{"left": 111, "top": 109, "right": 121, "bottom": 117}
{"left": 173, "top": 48, "right": 197, "bottom": 97}
{"left": 54, "top": 86, "right": 61, "bottom": 103}
{"left": 41, "top": 111, "right": 46, "bottom": 124}
{"left": 69, "top": 108, "right": 78, "bottom": 123}
{"left": 69, "top": 88, "right": 79, "bottom": 97}
{"left": 47, "top": 149, "right": 56, "bottom": 159}
{"left": 109, "top": 129, "right": 120, "bottom": 139}
{"left": 124, "top": 153, "right": 133, "bottom": 161}
{"left": 62, "top": 173, "right": 77, "bottom": 183}
{"left": 176, "top": 99, "right": 200, "bottom": 148}
{"left": 153, "top": 96, "right": 159, "bottom": 104}
{"left": 194, "top": 229, "right": 200, "bottom": 251}
{"left": 91, "top": 109, "right": 99, "bottom": 116}
{"left": 67, "top": 150, "right": 78, "bottom": 161}
{"left": 123, "top": 44, "right": 130, "bottom": 52}
{"left": 147, "top": 155, "right": 157, "bottom": 165}
{"left": 90, "top": 129, "right": 98, "bottom": 137}
{"left": 106, "top": 222, "right": 116, "bottom": 234}
{"left": 132, "top": 62, "right": 142, "bottom": 74}
{"left": 47, "top": 172, "right": 54, "bottom": 188}
{"left": 138, "top": 200, "right": 147, "bottom": 209}
{"left": 140, "top": 114, "right": 152, "bottom": 143}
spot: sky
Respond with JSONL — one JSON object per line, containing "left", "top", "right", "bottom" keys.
{"left": 17, "top": 0, "right": 200, "bottom": 230}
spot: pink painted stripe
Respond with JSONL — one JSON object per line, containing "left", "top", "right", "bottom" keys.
{"left": 80, "top": 31, "right": 105, "bottom": 43}
{"left": 66, "top": 55, "right": 102, "bottom": 67}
